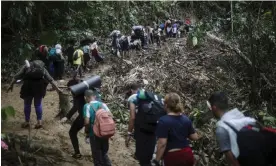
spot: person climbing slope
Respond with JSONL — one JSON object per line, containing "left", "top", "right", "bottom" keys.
{"left": 208, "top": 92, "right": 276, "bottom": 166}
{"left": 73, "top": 49, "right": 84, "bottom": 78}
{"left": 54, "top": 44, "right": 65, "bottom": 80}
{"left": 125, "top": 83, "right": 166, "bottom": 166}
{"left": 60, "top": 75, "right": 102, "bottom": 159}
{"left": 32, "top": 45, "right": 49, "bottom": 69}
{"left": 153, "top": 93, "right": 199, "bottom": 166}
{"left": 82, "top": 44, "right": 91, "bottom": 72}
{"left": 132, "top": 25, "right": 146, "bottom": 49}
{"left": 7, "top": 60, "right": 62, "bottom": 129}
{"left": 65, "top": 43, "right": 75, "bottom": 68}
{"left": 90, "top": 40, "right": 104, "bottom": 63}
{"left": 109, "top": 30, "right": 121, "bottom": 57}
{"left": 83, "top": 89, "right": 113, "bottom": 166}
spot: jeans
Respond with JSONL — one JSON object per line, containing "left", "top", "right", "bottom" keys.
{"left": 24, "top": 96, "right": 43, "bottom": 122}
{"left": 90, "top": 135, "right": 112, "bottom": 166}
{"left": 69, "top": 116, "right": 84, "bottom": 154}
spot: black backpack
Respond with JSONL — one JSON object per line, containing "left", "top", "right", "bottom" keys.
{"left": 135, "top": 91, "right": 166, "bottom": 133}
{"left": 224, "top": 121, "right": 276, "bottom": 166}
{"left": 73, "top": 50, "right": 79, "bottom": 61}
{"left": 24, "top": 61, "right": 45, "bottom": 80}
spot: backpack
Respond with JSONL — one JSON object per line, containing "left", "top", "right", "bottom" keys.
{"left": 49, "top": 48, "right": 60, "bottom": 62}
{"left": 24, "top": 61, "right": 45, "bottom": 80}
{"left": 92, "top": 104, "right": 115, "bottom": 139}
{"left": 73, "top": 50, "right": 79, "bottom": 61}
{"left": 39, "top": 45, "right": 46, "bottom": 54}
{"left": 135, "top": 90, "right": 166, "bottom": 133}
{"left": 224, "top": 121, "right": 276, "bottom": 165}
{"left": 49, "top": 48, "right": 56, "bottom": 56}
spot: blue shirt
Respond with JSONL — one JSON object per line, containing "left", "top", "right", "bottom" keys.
{"left": 155, "top": 115, "right": 195, "bottom": 152}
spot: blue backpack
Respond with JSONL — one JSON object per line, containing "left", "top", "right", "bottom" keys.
{"left": 49, "top": 48, "right": 56, "bottom": 56}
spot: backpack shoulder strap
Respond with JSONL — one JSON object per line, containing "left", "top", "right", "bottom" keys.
{"left": 223, "top": 121, "right": 239, "bottom": 133}
{"left": 90, "top": 102, "right": 103, "bottom": 113}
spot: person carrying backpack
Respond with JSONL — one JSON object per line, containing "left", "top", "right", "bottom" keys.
{"left": 90, "top": 41, "right": 104, "bottom": 63}
{"left": 64, "top": 42, "right": 75, "bottom": 68}
{"left": 7, "top": 60, "right": 62, "bottom": 129}
{"left": 83, "top": 90, "right": 114, "bottom": 166}
{"left": 153, "top": 93, "right": 199, "bottom": 166}
{"left": 54, "top": 44, "right": 65, "bottom": 80}
{"left": 61, "top": 74, "right": 102, "bottom": 159}
{"left": 125, "top": 83, "right": 166, "bottom": 166}
{"left": 82, "top": 45, "right": 91, "bottom": 72}
{"left": 73, "top": 49, "right": 84, "bottom": 78}
{"left": 132, "top": 26, "right": 146, "bottom": 48}
{"left": 208, "top": 92, "right": 276, "bottom": 166}
{"left": 32, "top": 45, "right": 49, "bottom": 69}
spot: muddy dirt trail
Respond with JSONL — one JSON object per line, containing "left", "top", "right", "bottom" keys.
{"left": 1, "top": 62, "right": 138, "bottom": 166}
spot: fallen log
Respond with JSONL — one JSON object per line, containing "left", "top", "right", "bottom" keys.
{"left": 206, "top": 32, "right": 274, "bottom": 88}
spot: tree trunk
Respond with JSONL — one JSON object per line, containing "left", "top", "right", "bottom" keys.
{"left": 249, "top": 15, "right": 257, "bottom": 105}
{"left": 36, "top": 2, "right": 43, "bottom": 32}
{"left": 231, "top": 1, "right": 233, "bottom": 34}
{"left": 56, "top": 92, "right": 71, "bottom": 119}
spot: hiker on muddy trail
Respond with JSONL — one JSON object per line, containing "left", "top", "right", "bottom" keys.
{"left": 153, "top": 25, "right": 162, "bottom": 47}
{"left": 7, "top": 60, "right": 62, "bottom": 129}
{"left": 172, "top": 22, "right": 178, "bottom": 38}
{"left": 60, "top": 77, "right": 102, "bottom": 159}
{"left": 153, "top": 93, "right": 199, "bottom": 166}
{"left": 48, "top": 44, "right": 65, "bottom": 81}
{"left": 208, "top": 92, "right": 276, "bottom": 166}
{"left": 32, "top": 45, "right": 50, "bottom": 70}
{"left": 129, "top": 32, "right": 142, "bottom": 51}
{"left": 90, "top": 40, "right": 104, "bottom": 63}
{"left": 109, "top": 30, "right": 121, "bottom": 57}
{"left": 72, "top": 49, "right": 84, "bottom": 78}
{"left": 82, "top": 44, "right": 91, "bottom": 72}
{"left": 145, "top": 24, "right": 154, "bottom": 45}
{"left": 65, "top": 43, "right": 75, "bottom": 68}
{"left": 132, "top": 25, "right": 146, "bottom": 49}
{"left": 184, "top": 18, "right": 192, "bottom": 33}
{"left": 125, "top": 83, "right": 166, "bottom": 166}
{"left": 83, "top": 89, "right": 114, "bottom": 166}
{"left": 119, "top": 35, "right": 130, "bottom": 57}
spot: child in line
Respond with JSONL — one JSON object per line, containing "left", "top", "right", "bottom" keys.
{"left": 83, "top": 90, "right": 112, "bottom": 166}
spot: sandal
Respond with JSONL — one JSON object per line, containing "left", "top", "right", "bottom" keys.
{"left": 21, "top": 122, "right": 30, "bottom": 129}
{"left": 71, "top": 153, "right": 83, "bottom": 160}
{"left": 34, "top": 124, "right": 43, "bottom": 129}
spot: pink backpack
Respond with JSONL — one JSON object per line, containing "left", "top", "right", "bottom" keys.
{"left": 92, "top": 106, "right": 115, "bottom": 139}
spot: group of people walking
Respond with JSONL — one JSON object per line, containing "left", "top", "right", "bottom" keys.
{"left": 5, "top": 19, "right": 276, "bottom": 166}
{"left": 124, "top": 84, "right": 276, "bottom": 166}
{"left": 110, "top": 17, "right": 193, "bottom": 58}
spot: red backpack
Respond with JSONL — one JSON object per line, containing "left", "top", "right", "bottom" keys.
{"left": 92, "top": 105, "right": 115, "bottom": 139}
{"left": 39, "top": 45, "right": 46, "bottom": 55}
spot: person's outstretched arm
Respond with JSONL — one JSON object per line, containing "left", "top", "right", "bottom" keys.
{"left": 7, "top": 66, "right": 26, "bottom": 92}
{"left": 43, "top": 68, "right": 61, "bottom": 93}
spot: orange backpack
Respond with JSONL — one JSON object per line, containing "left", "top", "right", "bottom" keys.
{"left": 92, "top": 105, "right": 115, "bottom": 139}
